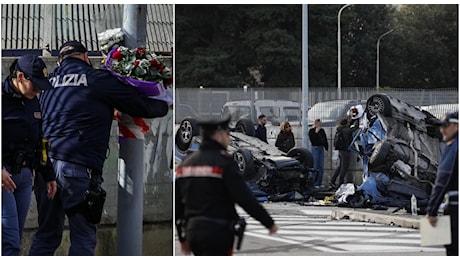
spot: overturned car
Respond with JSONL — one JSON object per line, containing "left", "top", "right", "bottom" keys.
{"left": 175, "top": 117, "right": 317, "bottom": 200}
{"left": 341, "top": 93, "right": 443, "bottom": 212}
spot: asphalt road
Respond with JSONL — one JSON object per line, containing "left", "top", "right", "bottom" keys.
{"left": 174, "top": 202, "right": 446, "bottom": 256}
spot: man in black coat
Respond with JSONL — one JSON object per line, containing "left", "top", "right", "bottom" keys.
{"left": 255, "top": 114, "right": 268, "bottom": 143}
{"left": 175, "top": 116, "right": 277, "bottom": 256}
{"left": 330, "top": 117, "right": 354, "bottom": 188}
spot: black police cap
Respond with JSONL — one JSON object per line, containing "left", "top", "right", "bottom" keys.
{"left": 430, "top": 111, "right": 458, "bottom": 126}
{"left": 58, "top": 40, "right": 88, "bottom": 58}
{"left": 16, "top": 55, "right": 53, "bottom": 90}
{"left": 198, "top": 116, "right": 231, "bottom": 132}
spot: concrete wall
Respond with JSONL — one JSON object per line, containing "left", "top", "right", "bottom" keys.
{"left": 3, "top": 57, "right": 173, "bottom": 256}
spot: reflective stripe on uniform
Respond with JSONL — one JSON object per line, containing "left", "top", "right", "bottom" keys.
{"left": 176, "top": 166, "right": 223, "bottom": 179}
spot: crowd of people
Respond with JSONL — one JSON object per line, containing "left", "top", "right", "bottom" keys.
{"left": 255, "top": 106, "right": 359, "bottom": 190}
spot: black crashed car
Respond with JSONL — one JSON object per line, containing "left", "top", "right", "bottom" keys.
{"left": 344, "top": 93, "right": 443, "bottom": 212}
{"left": 175, "top": 117, "right": 317, "bottom": 199}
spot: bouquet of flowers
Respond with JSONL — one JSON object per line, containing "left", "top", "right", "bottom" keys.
{"left": 104, "top": 46, "right": 172, "bottom": 96}
{"left": 98, "top": 28, "right": 173, "bottom": 140}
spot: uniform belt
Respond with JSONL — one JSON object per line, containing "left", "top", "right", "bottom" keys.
{"left": 189, "top": 216, "right": 234, "bottom": 226}
{"left": 87, "top": 167, "right": 102, "bottom": 176}
{"left": 5, "top": 153, "right": 34, "bottom": 173}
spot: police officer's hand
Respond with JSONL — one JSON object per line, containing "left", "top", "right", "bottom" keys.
{"left": 268, "top": 224, "right": 278, "bottom": 235}
{"left": 180, "top": 241, "right": 192, "bottom": 256}
{"left": 46, "top": 180, "right": 58, "bottom": 199}
{"left": 2, "top": 168, "right": 16, "bottom": 192}
{"left": 427, "top": 215, "right": 438, "bottom": 227}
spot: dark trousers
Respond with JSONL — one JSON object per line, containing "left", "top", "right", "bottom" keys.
{"left": 29, "top": 171, "right": 65, "bottom": 256}
{"left": 186, "top": 217, "right": 235, "bottom": 256}
{"left": 331, "top": 150, "right": 351, "bottom": 186}
{"left": 29, "top": 160, "right": 98, "bottom": 256}
{"left": 445, "top": 204, "right": 458, "bottom": 256}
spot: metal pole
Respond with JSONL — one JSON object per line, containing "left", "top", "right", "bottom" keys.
{"left": 117, "top": 4, "right": 147, "bottom": 256}
{"left": 250, "top": 88, "right": 255, "bottom": 123}
{"left": 302, "top": 4, "right": 309, "bottom": 149}
{"left": 376, "top": 29, "right": 394, "bottom": 91}
{"left": 337, "top": 4, "right": 351, "bottom": 99}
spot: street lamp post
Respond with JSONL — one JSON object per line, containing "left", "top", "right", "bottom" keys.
{"left": 302, "top": 4, "right": 309, "bottom": 149}
{"left": 337, "top": 4, "right": 352, "bottom": 99}
{"left": 376, "top": 29, "right": 394, "bottom": 91}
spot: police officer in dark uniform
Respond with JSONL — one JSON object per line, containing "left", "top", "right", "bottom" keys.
{"left": 426, "top": 111, "right": 458, "bottom": 256}
{"left": 175, "top": 116, "right": 277, "bottom": 256}
{"left": 2, "top": 55, "right": 57, "bottom": 256}
{"left": 28, "top": 40, "right": 169, "bottom": 256}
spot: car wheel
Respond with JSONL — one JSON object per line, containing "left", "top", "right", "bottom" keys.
{"left": 366, "top": 94, "right": 391, "bottom": 120}
{"left": 234, "top": 119, "right": 255, "bottom": 136}
{"left": 233, "top": 149, "right": 256, "bottom": 180}
{"left": 369, "top": 141, "right": 391, "bottom": 169}
{"left": 175, "top": 117, "right": 199, "bottom": 153}
{"left": 287, "top": 147, "right": 314, "bottom": 168}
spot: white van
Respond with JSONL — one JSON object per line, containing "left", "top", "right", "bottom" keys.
{"left": 221, "top": 99, "right": 301, "bottom": 127}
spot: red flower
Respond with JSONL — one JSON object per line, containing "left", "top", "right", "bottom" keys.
{"left": 150, "top": 59, "right": 160, "bottom": 67}
{"left": 133, "top": 60, "right": 140, "bottom": 67}
{"left": 135, "top": 48, "right": 146, "bottom": 59}
{"left": 166, "top": 77, "right": 173, "bottom": 85}
{"left": 150, "top": 59, "right": 165, "bottom": 71}
{"left": 112, "top": 50, "right": 124, "bottom": 61}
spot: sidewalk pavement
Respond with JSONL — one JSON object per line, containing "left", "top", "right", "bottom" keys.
{"left": 331, "top": 206, "right": 421, "bottom": 229}
{"left": 259, "top": 201, "right": 422, "bottom": 229}
{"left": 313, "top": 189, "right": 423, "bottom": 229}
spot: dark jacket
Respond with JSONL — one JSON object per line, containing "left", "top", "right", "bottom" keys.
{"left": 275, "top": 131, "right": 295, "bottom": 153}
{"left": 175, "top": 140, "right": 274, "bottom": 242}
{"left": 334, "top": 124, "right": 354, "bottom": 151}
{"left": 255, "top": 123, "right": 267, "bottom": 143}
{"left": 308, "top": 127, "right": 328, "bottom": 151}
{"left": 427, "top": 135, "right": 458, "bottom": 216}
{"left": 40, "top": 58, "right": 169, "bottom": 172}
{"left": 2, "top": 77, "right": 55, "bottom": 181}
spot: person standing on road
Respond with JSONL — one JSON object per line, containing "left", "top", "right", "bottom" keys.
{"left": 275, "top": 121, "right": 295, "bottom": 153}
{"left": 28, "top": 40, "right": 169, "bottom": 256}
{"left": 426, "top": 111, "right": 458, "bottom": 256}
{"left": 2, "top": 55, "right": 57, "bottom": 256}
{"left": 175, "top": 116, "right": 277, "bottom": 256}
{"left": 255, "top": 114, "right": 268, "bottom": 143}
{"left": 309, "top": 119, "right": 328, "bottom": 188}
{"left": 330, "top": 117, "right": 354, "bottom": 188}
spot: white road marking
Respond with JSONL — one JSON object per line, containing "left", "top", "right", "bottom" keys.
{"left": 241, "top": 214, "right": 445, "bottom": 253}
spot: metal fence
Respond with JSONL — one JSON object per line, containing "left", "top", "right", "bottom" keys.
{"left": 175, "top": 87, "right": 459, "bottom": 123}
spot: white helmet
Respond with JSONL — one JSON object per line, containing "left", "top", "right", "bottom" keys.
{"left": 348, "top": 104, "right": 364, "bottom": 120}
